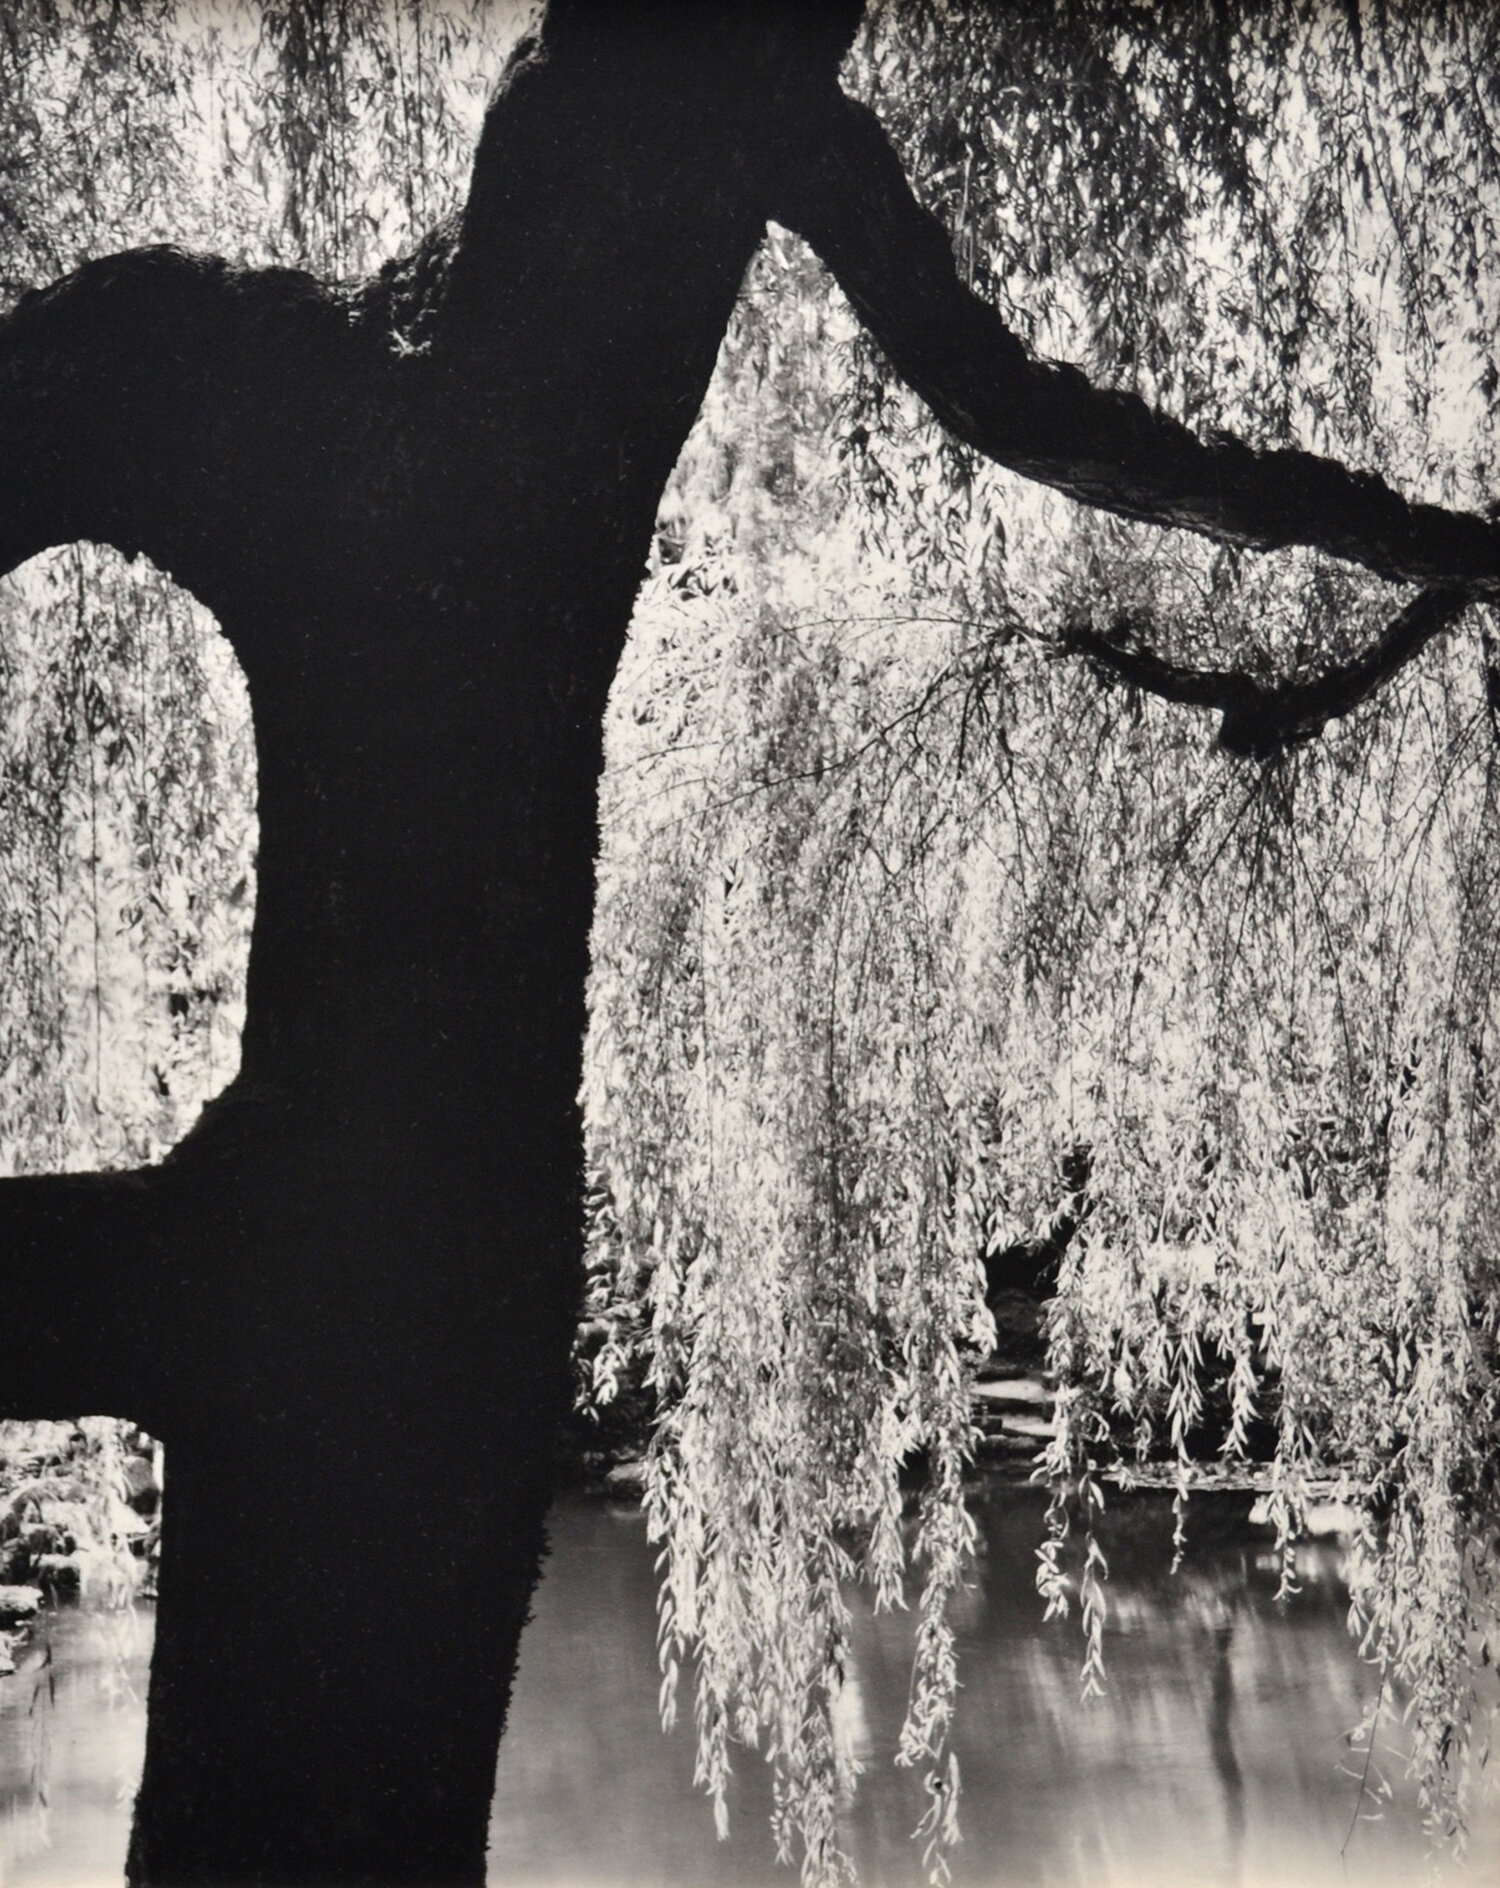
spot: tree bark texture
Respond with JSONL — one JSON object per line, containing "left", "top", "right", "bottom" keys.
{"left": 0, "top": 4, "right": 1496, "bottom": 1882}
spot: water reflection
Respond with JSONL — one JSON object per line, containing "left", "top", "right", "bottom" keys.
{"left": 0, "top": 1605, "right": 148, "bottom": 1888}
{"left": 489, "top": 1487, "right": 1500, "bottom": 1888}
{"left": 0, "top": 1488, "right": 1495, "bottom": 1887}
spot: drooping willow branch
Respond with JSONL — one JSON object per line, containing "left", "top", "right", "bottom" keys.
{"left": 1060, "top": 585, "right": 1472, "bottom": 757}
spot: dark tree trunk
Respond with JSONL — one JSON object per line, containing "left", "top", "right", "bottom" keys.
{"left": 0, "top": 5, "right": 860, "bottom": 1882}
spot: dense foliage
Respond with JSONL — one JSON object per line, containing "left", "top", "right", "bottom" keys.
{"left": 2, "top": 5, "right": 1499, "bottom": 1886}
{"left": 0, "top": 1417, "right": 157, "bottom": 1611}
{"left": 582, "top": 4, "right": 1500, "bottom": 1880}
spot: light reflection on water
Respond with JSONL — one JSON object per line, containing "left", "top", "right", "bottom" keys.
{"left": 0, "top": 1487, "right": 1494, "bottom": 1887}
{"left": 488, "top": 1486, "right": 1500, "bottom": 1888}
{"left": 0, "top": 1605, "right": 148, "bottom": 1888}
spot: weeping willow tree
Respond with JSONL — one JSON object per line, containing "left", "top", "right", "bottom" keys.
{"left": 584, "top": 5, "right": 1500, "bottom": 1881}
{"left": 4, "top": 2, "right": 1500, "bottom": 1885}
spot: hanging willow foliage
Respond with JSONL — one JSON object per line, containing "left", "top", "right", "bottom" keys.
{"left": 0, "top": 549, "right": 254, "bottom": 1170}
{"left": 583, "top": 6, "right": 1500, "bottom": 1881}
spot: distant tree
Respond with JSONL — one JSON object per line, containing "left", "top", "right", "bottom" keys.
{"left": 1, "top": 4, "right": 1497, "bottom": 1886}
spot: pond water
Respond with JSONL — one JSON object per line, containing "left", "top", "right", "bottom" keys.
{"left": 1, "top": 1483, "right": 1495, "bottom": 1887}
{"left": 0, "top": 1604, "right": 149, "bottom": 1888}
{"left": 488, "top": 1485, "right": 1500, "bottom": 1888}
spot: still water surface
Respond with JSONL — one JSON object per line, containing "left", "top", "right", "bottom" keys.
{"left": 489, "top": 1485, "right": 1499, "bottom": 1888}
{"left": 1, "top": 1483, "right": 1495, "bottom": 1887}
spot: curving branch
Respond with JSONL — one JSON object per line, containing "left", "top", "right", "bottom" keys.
{"left": 778, "top": 93, "right": 1500, "bottom": 599}
{"left": 775, "top": 88, "right": 1500, "bottom": 754}
{"left": 0, "top": 247, "right": 235, "bottom": 583}
{"left": 0, "top": 244, "right": 401, "bottom": 621}
{"left": 1060, "top": 586, "right": 1471, "bottom": 757}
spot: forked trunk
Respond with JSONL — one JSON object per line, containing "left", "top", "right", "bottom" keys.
{"left": 4, "top": 3, "right": 1497, "bottom": 1880}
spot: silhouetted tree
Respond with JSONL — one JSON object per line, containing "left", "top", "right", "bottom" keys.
{"left": 3, "top": 4, "right": 1498, "bottom": 1883}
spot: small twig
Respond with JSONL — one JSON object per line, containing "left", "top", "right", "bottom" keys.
{"left": 1341, "top": 1645, "right": 1393, "bottom": 1864}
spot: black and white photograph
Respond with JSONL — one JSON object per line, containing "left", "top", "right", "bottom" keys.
{"left": 1, "top": 3, "right": 1499, "bottom": 1885}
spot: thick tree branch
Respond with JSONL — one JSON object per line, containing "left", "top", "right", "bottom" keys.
{"left": 0, "top": 245, "right": 412, "bottom": 620}
{"left": 778, "top": 94, "right": 1500, "bottom": 598}
{"left": 1061, "top": 586, "right": 1470, "bottom": 757}
{"left": 0, "top": 248, "right": 242, "bottom": 581}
